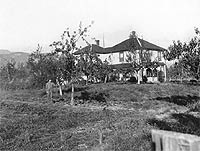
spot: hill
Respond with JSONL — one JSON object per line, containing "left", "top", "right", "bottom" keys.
{"left": 0, "top": 49, "right": 11, "bottom": 54}
{"left": 0, "top": 52, "right": 29, "bottom": 67}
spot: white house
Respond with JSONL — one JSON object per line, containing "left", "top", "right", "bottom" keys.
{"left": 74, "top": 35, "right": 167, "bottom": 83}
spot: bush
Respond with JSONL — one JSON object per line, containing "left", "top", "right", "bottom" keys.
{"left": 128, "top": 76, "right": 137, "bottom": 83}
{"left": 78, "top": 90, "right": 109, "bottom": 104}
{"left": 142, "top": 76, "right": 148, "bottom": 83}
{"left": 0, "top": 79, "right": 31, "bottom": 90}
{"left": 109, "top": 74, "right": 118, "bottom": 82}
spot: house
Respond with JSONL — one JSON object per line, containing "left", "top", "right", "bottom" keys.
{"left": 74, "top": 33, "right": 167, "bottom": 83}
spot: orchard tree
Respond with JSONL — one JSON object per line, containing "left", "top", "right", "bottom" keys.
{"left": 0, "top": 59, "right": 16, "bottom": 82}
{"left": 166, "top": 28, "right": 200, "bottom": 80}
{"left": 99, "top": 60, "right": 112, "bottom": 83}
{"left": 27, "top": 45, "right": 58, "bottom": 88}
{"left": 50, "top": 21, "right": 94, "bottom": 106}
{"left": 126, "top": 46, "right": 153, "bottom": 84}
{"left": 126, "top": 31, "right": 159, "bottom": 84}
{"left": 77, "top": 46, "right": 106, "bottom": 84}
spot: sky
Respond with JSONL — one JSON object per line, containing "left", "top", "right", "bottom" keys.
{"left": 0, "top": 0, "right": 200, "bottom": 53}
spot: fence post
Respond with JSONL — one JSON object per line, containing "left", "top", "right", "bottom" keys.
{"left": 151, "top": 129, "right": 200, "bottom": 151}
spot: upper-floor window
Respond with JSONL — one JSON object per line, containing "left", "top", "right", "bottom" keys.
{"left": 157, "top": 51, "right": 162, "bottom": 61}
{"left": 119, "top": 52, "right": 124, "bottom": 62}
{"left": 143, "top": 50, "right": 152, "bottom": 62}
{"left": 146, "top": 68, "right": 153, "bottom": 77}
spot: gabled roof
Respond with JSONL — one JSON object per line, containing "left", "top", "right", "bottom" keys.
{"left": 106, "top": 38, "right": 167, "bottom": 53}
{"left": 74, "top": 37, "right": 167, "bottom": 55}
{"left": 138, "top": 38, "right": 166, "bottom": 51}
{"left": 73, "top": 44, "right": 106, "bottom": 55}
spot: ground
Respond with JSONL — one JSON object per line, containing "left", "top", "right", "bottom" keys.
{"left": 0, "top": 82, "right": 200, "bottom": 151}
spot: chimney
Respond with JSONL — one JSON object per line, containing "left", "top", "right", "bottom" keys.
{"left": 129, "top": 31, "right": 137, "bottom": 39}
{"left": 95, "top": 40, "right": 100, "bottom": 46}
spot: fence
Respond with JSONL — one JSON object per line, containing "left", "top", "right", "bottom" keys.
{"left": 151, "top": 129, "right": 200, "bottom": 151}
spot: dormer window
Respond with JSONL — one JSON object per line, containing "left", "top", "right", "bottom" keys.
{"left": 119, "top": 52, "right": 124, "bottom": 62}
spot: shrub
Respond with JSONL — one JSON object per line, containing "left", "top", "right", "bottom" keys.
{"left": 142, "top": 76, "right": 148, "bottom": 83}
{"left": 78, "top": 90, "right": 109, "bottom": 104}
{"left": 128, "top": 76, "right": 137, "bottom": 83}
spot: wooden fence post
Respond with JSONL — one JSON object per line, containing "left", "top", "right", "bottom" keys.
{"left": 151, "top": 129, "right": 200, "bottom": 151}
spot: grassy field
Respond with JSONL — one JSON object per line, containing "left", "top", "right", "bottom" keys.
{"left": 0, "top": 83, "right": 200, "bottom": 151}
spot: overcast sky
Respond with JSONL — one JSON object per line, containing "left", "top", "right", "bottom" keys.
{"left": 0, "top": 0, "right": 200, "bottom": 52}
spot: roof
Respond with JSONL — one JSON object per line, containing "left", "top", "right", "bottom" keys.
{"left": 110, "top": 63, "right": 133, "bottom": 69}
{"left": 74, "top": 37, "right": 167, "bottom": 55}
{"left": 106, "top": 38, "right": 167, "bottom": 53}
{"left": 73, "top": 44, "right": 106, "bottom": 55}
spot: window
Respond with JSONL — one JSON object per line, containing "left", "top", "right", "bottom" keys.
{"left": 153, "top": 68, "right": 158, "bottom": 77}
{"left": 157, "top": 52, "right": 162, "bottom": 61}
{"left": 119, "top": 52, "right": 124, "bottom": 62}
{"left": 146, "top": 68, "right": 153, "bottom": 77}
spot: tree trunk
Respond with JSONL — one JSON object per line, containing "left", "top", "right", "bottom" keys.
{"left": 104, "top": 75, "right": 107, "bottom": 83}
{"left": 86, "top": 75, "right": 88, "bottom": 85}
{"left": 59, "top": 85, "right": 63, "bottom": 96}
{"left": 98, "top": 129, "right": 103, "bottom": 145}
{"left": 181, "top": 66, "right": 183, "bottom": 83}
{"left": 164, "top": 59, "right": 167, "bottom": 82}
{"left": 137, "top": 69, "right": 142, "bottom": 84}
{"left": 70, "top": 83, "right": 74, "bottom": 106}
{"left": 7, "top": 67, "right": 11, "bottom": 81}
{"left": 56, "top": 79, "right": 62, "bottom": 96}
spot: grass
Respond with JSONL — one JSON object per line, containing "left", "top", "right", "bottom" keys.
{"left": 0, "top": 82, "right": 200, "bottom": 150}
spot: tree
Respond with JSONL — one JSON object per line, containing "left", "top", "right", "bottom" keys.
{"left": 126, "top": 46, "right": 153, "bottom": 84}
{"left": 50, "top": 21, "right": 94, "bottom": 106}
{"left": 77, "top": 46, "right": 108, "bottom": 84}
{"left": 166, "top": 28, "right": 200, "bottom": 80}
{"left": 0, "top": 59, "right": 16, "bottom": 82}
{"left": 27, "top": 45, "right": 58, "bottom": 88}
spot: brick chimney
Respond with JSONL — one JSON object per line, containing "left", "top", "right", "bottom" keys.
{"left": 95, "top": 40, "right": 100, "bottom": 46}
{"left": 129, "top": 31, "right": 137, "bottom": 39}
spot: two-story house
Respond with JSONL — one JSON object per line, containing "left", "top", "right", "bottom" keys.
{"left": 74, "top": 35, "right": 167, "bottom": 83}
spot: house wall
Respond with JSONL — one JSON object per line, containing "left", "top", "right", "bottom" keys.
{"left": 99, "top": 50, "right": 165, "bottom": 65}
{"left": 99, "top": 51, "right": 130, "bottom": 64}
{"left": 98, "top": 54, "right": 110, "bottom": 62}
{"left": 99, "top": 51, "right": 137, "bottom": 65}
{"left": 150, "top": 51, "right": 165, "bottom": 62}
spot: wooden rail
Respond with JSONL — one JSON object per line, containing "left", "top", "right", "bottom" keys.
{"left": 151, "top": 129, "right": 200, "bottom": 151}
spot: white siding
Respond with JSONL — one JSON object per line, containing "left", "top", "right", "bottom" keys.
{"left": 150, "top": 51, "right": 165, "bottom": 62}
{"left": 98, "top": 54, "right": 110, "bottom": 62}
{"left": 99, "top": 50, "right": 165, "bottom": 65}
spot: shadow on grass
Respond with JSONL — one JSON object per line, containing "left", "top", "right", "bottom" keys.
{"left": 75, "top": 90, "right": 109, "bottom": 104}
{"left": 154, "top": 95, "right": 200, "bottom": 106}
{"left": 62, "top": 86, "right": 88, "bottom": 94}
{"left": 147, "top": 113, "right": 200, "bottom": 136}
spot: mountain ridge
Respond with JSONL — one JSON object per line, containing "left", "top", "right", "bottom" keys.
{"left": 0, "top": 51, "right": 30, "bottom": 67}
{"left": 0, "top": 49, "right": 11, "bottom": 54}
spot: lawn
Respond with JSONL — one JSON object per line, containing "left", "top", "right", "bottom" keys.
{"left": 0, "top": 83, "right": 200, "bottom": 151}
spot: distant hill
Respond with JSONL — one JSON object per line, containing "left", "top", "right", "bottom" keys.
{"left": 0, "top": 52, "right": 30, "bottom": 67}
{"left": 0, "top": 49, "right": 11, "bottom": 54}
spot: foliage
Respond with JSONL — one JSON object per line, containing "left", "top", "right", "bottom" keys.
{"left": 166, "top": 28, "right": 200, "bottom": 79}
{"left": 27, "top": 45, "right": 58, "bottom": 88}
{"left": 49, "top": 22, "right": 96, "bottom": 104}
{"left": 0, "top": 59, "right": 16, "bottom": 82}
{"left": 126, "top": 47, "right": 155, "bottom": 71}
{"left": 0, "top": 59, "right": 30, "bottom": 90}
{"left": 96, "top": 60, "right": 112, "bottom": 83}
{"left": 167, "top": 62, "right": 189, "bottom": 79}
{"left": 77, "top": 46, "right": 104, "bottom": 83}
